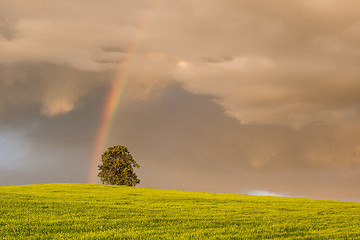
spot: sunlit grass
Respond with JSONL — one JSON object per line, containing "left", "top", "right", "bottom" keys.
{"left": 1, "top": 183, "right": 359, "bottom": 239}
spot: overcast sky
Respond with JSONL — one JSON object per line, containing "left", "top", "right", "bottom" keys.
{"left": 1, "top": 0, "right": 360, "bottom": 202}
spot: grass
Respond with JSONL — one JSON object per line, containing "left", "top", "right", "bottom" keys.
{"left": 0, "top": 183, "right": 359, "bottom": 239}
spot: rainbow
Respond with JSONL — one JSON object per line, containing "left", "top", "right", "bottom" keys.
{"left": 87, "top": 2, "right": 158, "bottom": 184}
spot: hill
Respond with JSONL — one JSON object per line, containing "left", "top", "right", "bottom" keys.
{"left": 0, "top": 183, "right": 359, "bottom": 239}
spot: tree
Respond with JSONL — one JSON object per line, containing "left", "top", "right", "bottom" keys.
{"left": 98, "top": 145, "right": 140, "bottom": 186}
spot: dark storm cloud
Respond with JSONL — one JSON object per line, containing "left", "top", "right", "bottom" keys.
{"left": 106, "top": 83, "right": 360, "bottom": 201}
{"left": 118, "top": 84, "right": 360, "bottom": 173}
{"left": 0, "top": 63, "right": 109, "bottom": 120}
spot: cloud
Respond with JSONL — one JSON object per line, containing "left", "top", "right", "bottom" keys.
{"left": 174, "top": 56, "right": 360, "bottom": 126}
{"left": 1, "top": 0, "right": 360, "bottom": 201}
{"left": 247, "top": 190, "right": 285, "bottom": 197}
{"left": 2, "top": 0, "right": 360, "bottom": 126}
{"left": 0, "top": 63, "right": 109, "bottom": 119}
{"left": 0, "top": 8, "right": 16, "bottom": 41}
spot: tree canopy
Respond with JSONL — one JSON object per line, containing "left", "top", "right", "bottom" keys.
{"left": 98, "top": 145, "right": 140, "bottom": 186}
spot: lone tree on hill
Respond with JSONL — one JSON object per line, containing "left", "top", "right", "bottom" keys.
{"left": 98, "top": 145, "right": 140, "bottom": 186}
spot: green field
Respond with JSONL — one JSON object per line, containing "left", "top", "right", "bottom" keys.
{"left": 0, "top": 184, "right": 359, "bottom": 239}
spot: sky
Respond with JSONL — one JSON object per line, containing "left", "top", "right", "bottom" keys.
{"left": 1, "top": 0, "right": 360, "bottom": 202}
